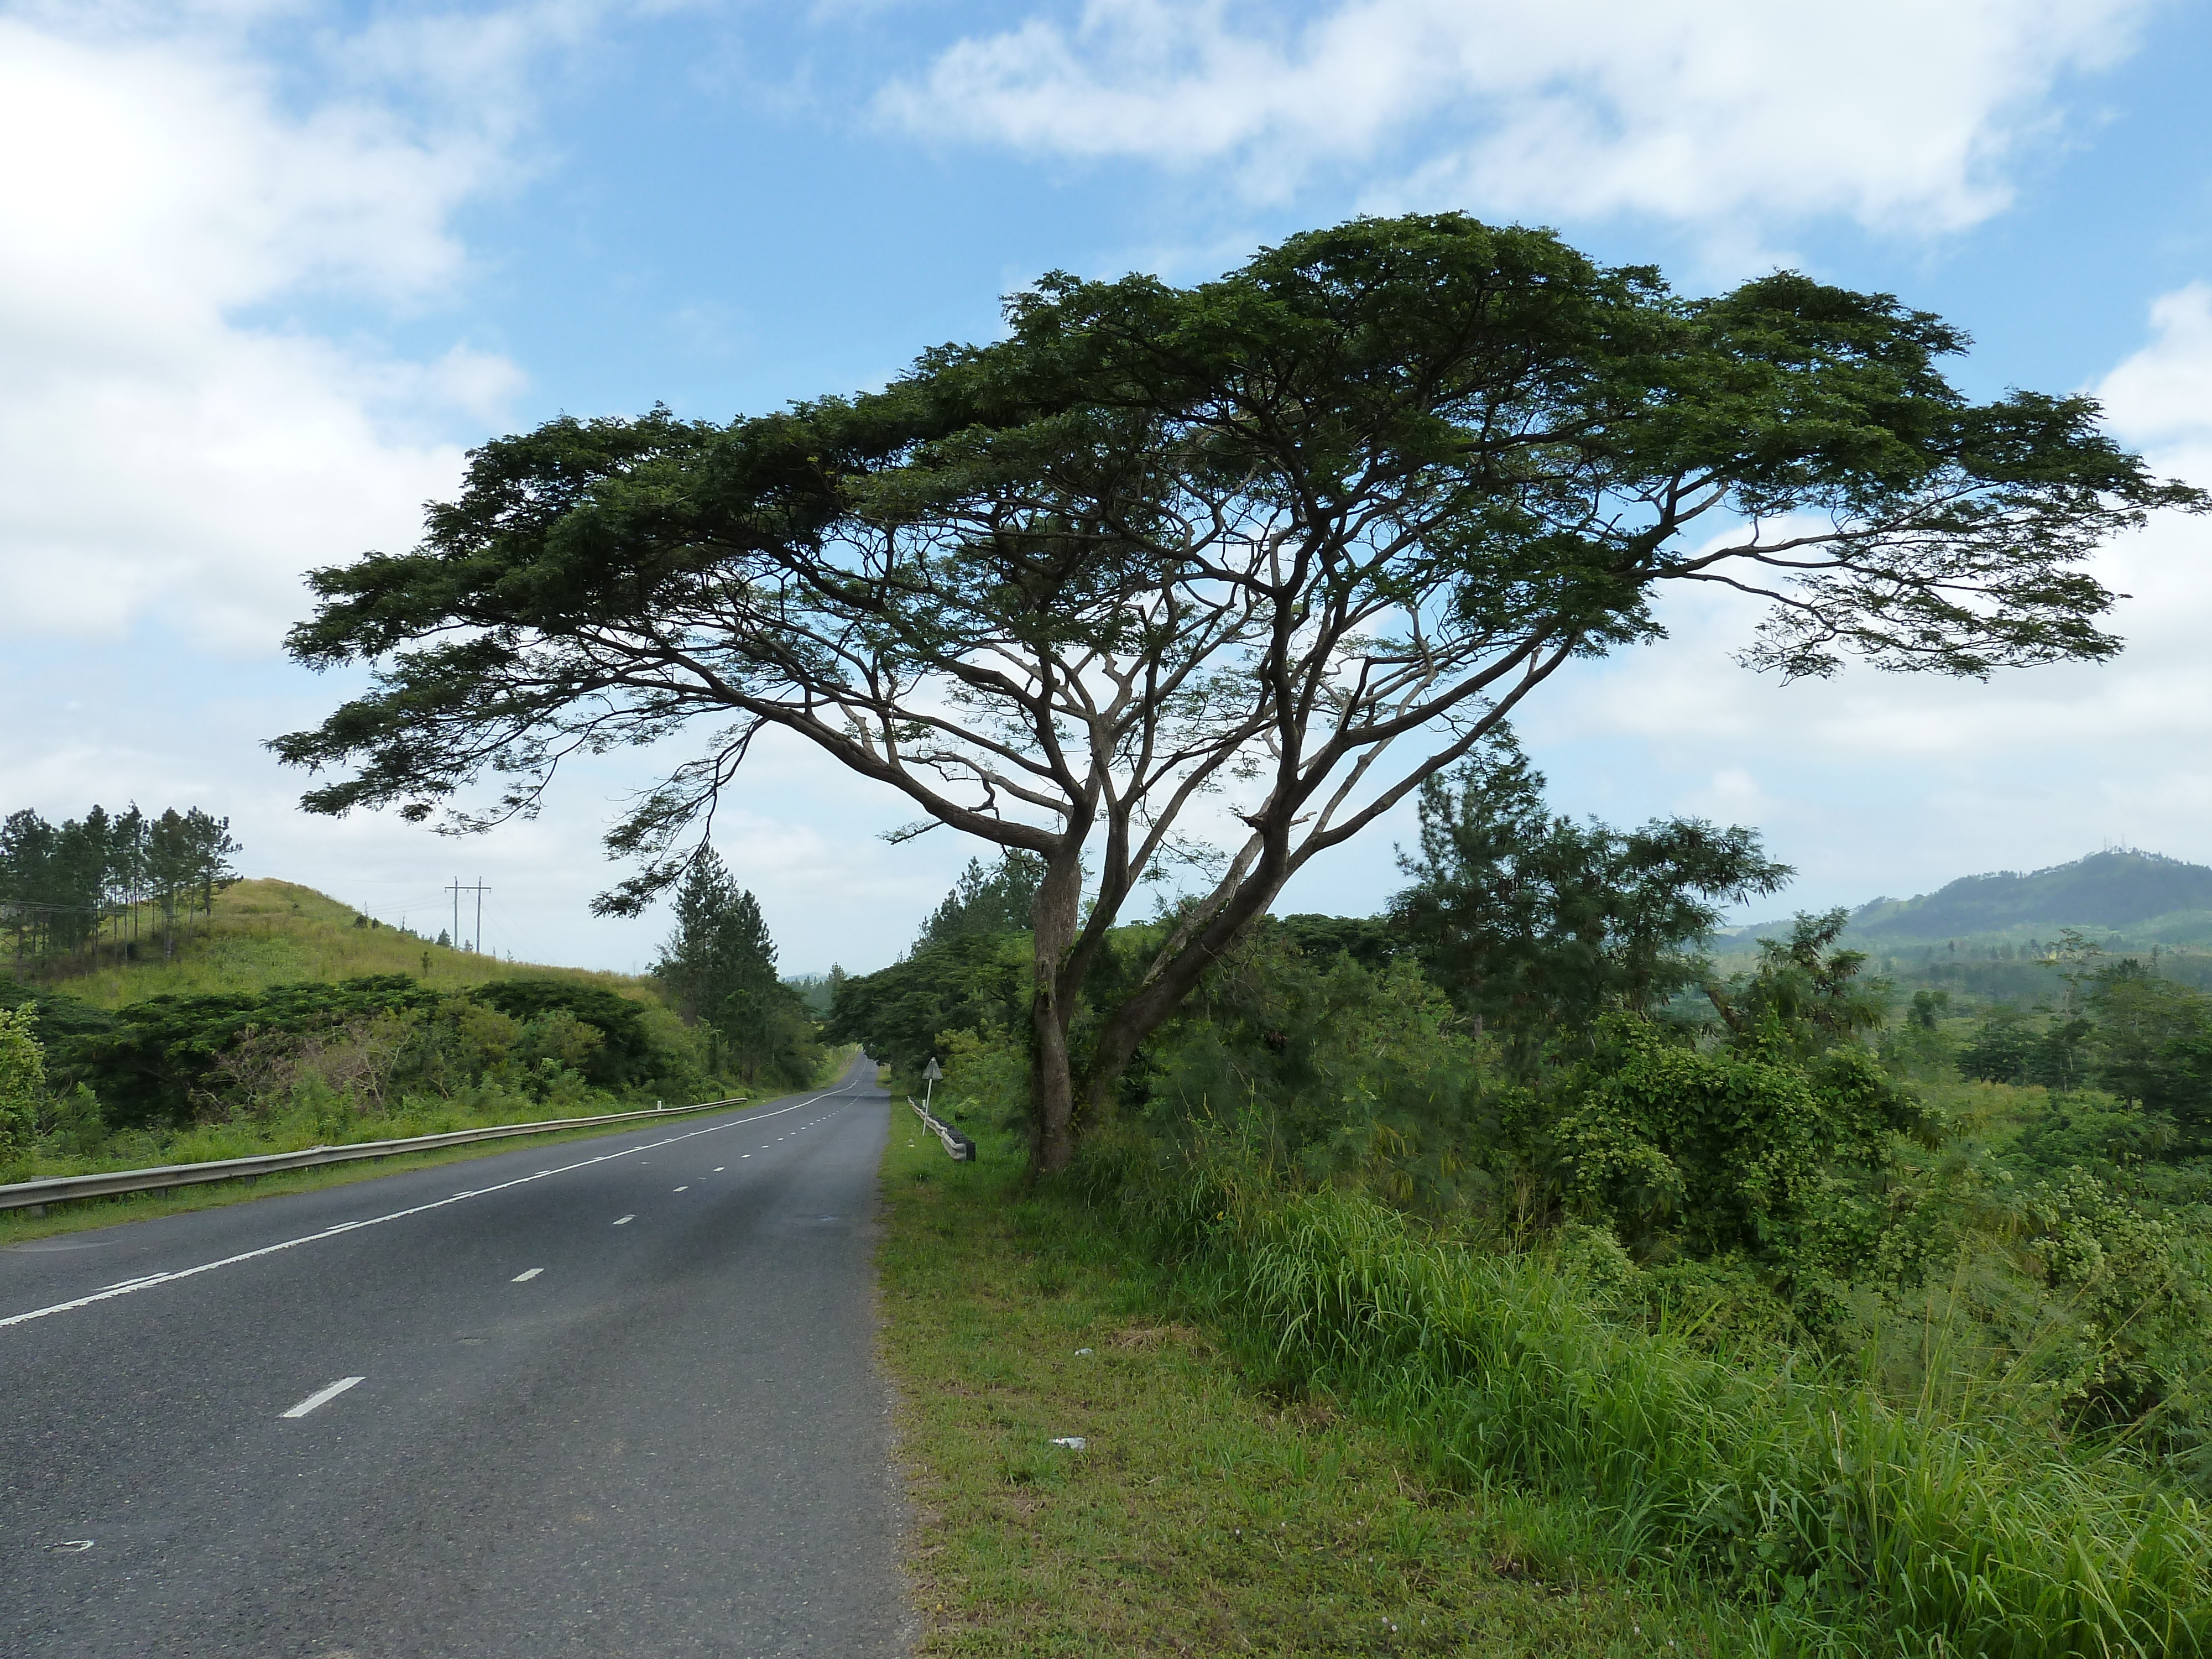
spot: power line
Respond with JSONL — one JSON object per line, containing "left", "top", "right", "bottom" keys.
{"left": 446, "top": 878, "right": 489, "bottom": 953}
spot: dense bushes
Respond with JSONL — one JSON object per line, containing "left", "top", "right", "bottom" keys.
{"left": 0, "top": 973, "right": 707, "bottom": 1133}
{"left": 827, "top": 932, "right": 1027, "bottom": 1082}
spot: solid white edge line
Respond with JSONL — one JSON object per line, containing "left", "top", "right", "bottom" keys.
{"left": 1, "top": 1084, "right": 863, "bottom": 1331}
{"left": 280, "top": 1375, "right": 364, "bottom": 1418}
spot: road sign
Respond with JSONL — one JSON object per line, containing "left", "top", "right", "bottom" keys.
{"left": 922, "top": 1057, "right": 943, "bottom": 1081}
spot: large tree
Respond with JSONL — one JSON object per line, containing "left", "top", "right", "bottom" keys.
{"left": 273, "top": 213, "right": 2199, "bottom": 1173}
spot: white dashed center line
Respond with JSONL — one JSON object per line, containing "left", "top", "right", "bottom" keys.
{"left": 0, "top": 1081, "right": 860, "bottom": 1331}
{"left": 513, "top": 1267, "right": 543, "bottom": 1282}
{"left": 280, "top": 1376, "right": 363, "bottom": 1418}
{"left": 613, "top": 1215, "right": 634, "bottom": 1226}
{"left": 672, "top": 1186, "right": 688, "bottom": 1192}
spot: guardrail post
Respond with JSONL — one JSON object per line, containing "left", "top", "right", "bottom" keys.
{"left": 907, "top": 1095, "right": 974, "bottom": 1162}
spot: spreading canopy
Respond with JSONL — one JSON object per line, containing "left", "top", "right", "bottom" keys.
{"left": 274, "top": 213, "right": 2200, "bottom": 1171}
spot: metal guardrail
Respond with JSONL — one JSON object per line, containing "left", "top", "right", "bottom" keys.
{"left": 0, "top": 1096, "right": 748, "bottom": 1214}
{"left": 909, "top": 1096, "right": 974, "bottom": 1161}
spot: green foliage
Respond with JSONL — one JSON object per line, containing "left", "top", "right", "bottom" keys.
{"left": 826, "top": 933, "right": 1027, "bottom": 1081}
{"left": 7, "top": 972, "right": 697, "bottom": 1130}
{"left": 879, "top": 860, "right": 2212, "bottom": 1645}
{"left": 932, "top": 1024, "right": 1031, "bottom": 1130}
{"left": 1957, "top": 958, "right": 2212, "bottom": 1138}
{"left": 0, "top": 1004, "right": 44, "bottom": 1154}
{"left": 2086, "top": 961, "right": 2212, "bottom": 1129}
{"left": 1133, "top": 927, "right": 1490, "bottom": 1214}
{"left": 1961, "top": 1005, "right": 2094, "bottom": 1090}
{"left": 1271, "top": 912, "right": 1404, "bottom": 971}
{"left": 1555, "top": 1016, "right": 1917, "bottom": 1262}
{"left": 1703, "top": 909, "right": 1890, "bottom": 1056}
{"left": 47, "top": 974, "right": 430, "bottom": 1126}
{"left": 1, "top": 802, "right": 239, "bottom": 966}
{"left": 275, "top": 212, "right": 2196, "bottom": 1175}
{"left": 783, "top": 964, "right": 847, "bottom": 1016}
{"left": 1391, "top": 731, "right": 1789, "bottom": 1060}
{"left": 651, "top": 848, "right": 820, "bottom": 1088}
{"left": 468, "top": 977, "right": 653, "bottom": 1085}
{"left": 914, "top": 852, "right": 1044, "bottom": 953}
{"left": 1171, "top": 1183, "right": 2212, "bottom": 1658}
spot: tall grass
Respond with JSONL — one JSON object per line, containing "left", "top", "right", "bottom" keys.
{"left": 1167, "top": 1184, "right": 2212, "bottom": 1658}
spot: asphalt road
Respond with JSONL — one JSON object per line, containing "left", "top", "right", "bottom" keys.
{"left": 0, "top": 1055, "right": 912, "bottom": 1658}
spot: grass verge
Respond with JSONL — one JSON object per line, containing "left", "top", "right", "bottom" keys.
{"left": 875, "top": 1120, "right": 1752, "bottom": 1657}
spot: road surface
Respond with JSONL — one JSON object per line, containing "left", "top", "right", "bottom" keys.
{"left": 0, "top": 1055, "right": 911, "bottom": 1658}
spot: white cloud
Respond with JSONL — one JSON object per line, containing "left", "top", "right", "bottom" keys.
{"left": 2095, "top": 282, "right": 2212, "bottom": 472}
{"left": 884, "top": 0, "right": 2147, "bottom": 237}
{"left": 0, "top": 1, "right": 983, "bottom": 973}
{"left": 0, "top": 6, "right": 556, "bottom": 653}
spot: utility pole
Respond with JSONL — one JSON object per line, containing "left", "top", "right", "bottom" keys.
{"left": 446, "top": 878, "right": 490, "bottom": 952}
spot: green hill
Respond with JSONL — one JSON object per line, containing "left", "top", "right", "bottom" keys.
{"left": 28, "top": 877, "right": 644, "bottom": 1007}
{"left": 1846, "top": 849, "right": 2212, "bottom": 945}
{"left": 1721, "top": 850, "right": 2212, "bottom": 954}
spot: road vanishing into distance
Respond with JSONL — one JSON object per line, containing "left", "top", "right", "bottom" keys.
{"left": 1, "top": 1055, "right": 911, "bottom": 1658}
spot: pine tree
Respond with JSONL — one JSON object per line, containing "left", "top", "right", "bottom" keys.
{"left": 654, "top": 849, "right": 807, "bottom": 1085}
{"left": 914, "top": 851, "right": 1045, "bottom": 952}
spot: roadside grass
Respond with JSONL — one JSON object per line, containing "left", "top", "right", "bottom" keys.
{"left": 875, "top": 1120, "right": 1749, "bottom": 1657}
{"left": 1187, "top": 1186, "right": 2212, "bottom": 1659}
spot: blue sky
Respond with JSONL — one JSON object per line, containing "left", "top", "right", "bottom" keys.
{"left": 4, "top": 0, "right": 2211, "bottom": 975}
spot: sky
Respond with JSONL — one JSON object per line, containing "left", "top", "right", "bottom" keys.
{"left": 3, "top": 0, "right": 2210, "bottom": 977}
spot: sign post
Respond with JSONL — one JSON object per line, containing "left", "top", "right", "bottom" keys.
{"left": 922, "top": 1056, "right": 942, "bottom": 1113}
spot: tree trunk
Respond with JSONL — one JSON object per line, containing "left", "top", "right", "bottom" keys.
{"left": 1072, "top": 853, "right": 1294, "bottom": 1152}
{"left": 1026, "top": 845, "right": 1086, "bottom": 1175}
{"left": 1030, "top": 994, "right": 1077, "bottom": 1174}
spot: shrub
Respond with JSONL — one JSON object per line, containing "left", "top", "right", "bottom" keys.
{"left": 0, "top": 1004, "right": 43, "bottom": 1155}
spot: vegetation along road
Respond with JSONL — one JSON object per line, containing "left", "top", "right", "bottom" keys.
{"left": 1, "top": 1053, "right": 906, "bottom": 1658}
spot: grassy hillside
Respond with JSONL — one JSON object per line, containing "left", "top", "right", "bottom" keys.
{"left": 40, "top": 878, "right": 645, "bottom": 1008}
{"left": 0, "top": 876, "right": 746, "bottom": 1224}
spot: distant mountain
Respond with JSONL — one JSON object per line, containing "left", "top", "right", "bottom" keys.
{"left": 1725, "top": 850, "right": 2212, "bottom": 950}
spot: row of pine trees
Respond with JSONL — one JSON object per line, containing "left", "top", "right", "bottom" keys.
{"left": 2, "top": 804, "right": 241, "bottom": 970}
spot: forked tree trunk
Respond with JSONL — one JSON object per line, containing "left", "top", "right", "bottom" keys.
{"left": 1028, "top": 843, "right": 1292, "bottom": 1177}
